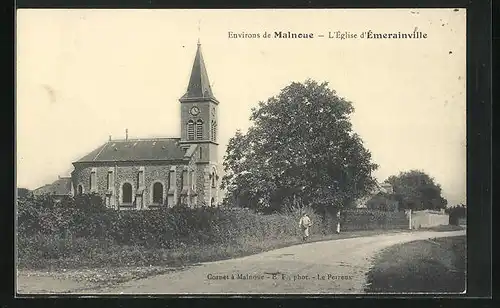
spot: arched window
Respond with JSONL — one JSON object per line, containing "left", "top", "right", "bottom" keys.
{"left": 211, "top": 171, "right": 216, "bottom": 188}
{"left": 211, "top": 197, "right": 215, "bottom": 207}
{"left": 122, "top": 183, "right": 132, "bottom": 204}
{"left": 152, "top": 182, "right": 163, "bottom": 204}
{"left": 77, "top": 184, "right": 83, "bottom": 195}
{"left": 106, "top": 171, "right": 113, "bottom": 190}
{"left": 89, "top": 170, "right": 96, "bottom": 191}
{"left": 196, "top": 119, "right": 203, "bottom": 140}
{"left": 187, "top": 120, "right": 195, "bottom": 140}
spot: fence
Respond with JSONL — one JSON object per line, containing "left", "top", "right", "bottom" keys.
{"left": 410, "top": 209, "right": 449, "bottom": 229}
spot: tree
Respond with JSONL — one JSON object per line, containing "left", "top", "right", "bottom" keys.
{"left": 17, "top": 188, "right": 32, "bottom": 200}
{"left": 385, "top": 170, "right": 448, "bottom": 210}
{"left": 446, "top": 203, "right": 466, "bottom": 225}
{"left": 221, "top": 79, "right": 378, "bottom": 213}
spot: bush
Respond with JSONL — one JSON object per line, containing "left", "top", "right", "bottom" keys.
{"left": 17, "top": 194, "right": 302, "bottom": 247}
{"left": 16, "top": 194, "right": 410, "bottom": 269}
{"left": 446, "top": 204, "right": 466, "bottom": 225}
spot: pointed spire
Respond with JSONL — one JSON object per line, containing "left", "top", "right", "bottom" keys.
{"left": 180, "top": 42, "right": 217, "bottom": 102}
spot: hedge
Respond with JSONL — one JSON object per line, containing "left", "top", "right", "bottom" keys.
{"left": 17, "top": 194, "right": 410, "bottom": 269}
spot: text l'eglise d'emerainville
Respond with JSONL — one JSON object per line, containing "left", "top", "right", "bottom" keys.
{"left": 227, "top": 30, "right": 428, "bottom": 40}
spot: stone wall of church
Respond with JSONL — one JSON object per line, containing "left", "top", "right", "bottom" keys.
{"left": 193, "top": 163, "right": 220, "bottom": 207}
{"left": 195, "top": 164, "right": 210, "bottom": 206}
{"left": 71, "top": 165, "right": 107, "bottom": 196}
{"left": 142, "top": 164, "right": 173, "bottom": 208}
{"left": 72, "top": 163, "right": 186, "bottom": 209}
{"left": 115, "top": 165, "right": 141, "bottom": 209}
{"left": 72, "top": 159, "right": 216, "bottom": 209}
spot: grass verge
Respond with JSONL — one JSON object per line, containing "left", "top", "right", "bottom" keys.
{"left": 365, "top": 235, "right": 466, "bottom": 293}
{"left": 418, "top": 225, "right": 465, "bottom": 232}
{"left": 18, "top": 229, "right": 409, "bottom": 290}
{"left": 19, "top": 229, "right": 411, "bottom": 271}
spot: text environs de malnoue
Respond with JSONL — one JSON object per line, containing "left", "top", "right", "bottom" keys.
{"left": 228, "top": 31, "right": 314, "bottom": 39}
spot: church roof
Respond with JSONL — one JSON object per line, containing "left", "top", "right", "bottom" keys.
{"left": 75, "top": 138, "right": 194, "bottom": 163}
{"left": 180, "top": 43, "right": 218, "bottom": 102}
{"left": 33, "top": 177, "right": 72, "bottom": 196}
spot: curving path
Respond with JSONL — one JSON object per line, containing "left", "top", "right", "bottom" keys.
{"left": 82, "top": 230, "right": 466, "bottom": 294}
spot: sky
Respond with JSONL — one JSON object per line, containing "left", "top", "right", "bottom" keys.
{"left": 16, "top": 9, "right": 466, "bottom": 206}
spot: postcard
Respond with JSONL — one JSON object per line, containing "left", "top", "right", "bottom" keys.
{"left": 16, "top": 8, "right": 467, "bottom": 295}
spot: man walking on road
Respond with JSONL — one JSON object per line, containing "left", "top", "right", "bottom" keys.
{"left": 336, "top": 210, "right": 341, "bottom": 234}
{"left": 299, "top": 213, "right": 313, "bottom": 241}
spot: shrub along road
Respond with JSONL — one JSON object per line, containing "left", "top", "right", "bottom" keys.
{"left": 18, "top": 229, "right": 465, "bottom": 294}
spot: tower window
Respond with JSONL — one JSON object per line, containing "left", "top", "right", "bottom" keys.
{"left": 196, "top": 119, "right": 203, "bottom": 140}
{"left": 187, "top": 120, "right": 195, "bottom": 140}
{"left": 211, "top": 121, "right": 217, "bottom": 142}
{"left": 199, "top": 147, "right": 202, "bottom": 160}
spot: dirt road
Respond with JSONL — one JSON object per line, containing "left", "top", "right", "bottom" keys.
{"left": 42, "top": 230, "right": 459, "bottom": 295}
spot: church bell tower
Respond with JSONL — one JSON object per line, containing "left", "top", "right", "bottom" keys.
{"left": 179, "top": 41, "right": 219, "bottom": 206}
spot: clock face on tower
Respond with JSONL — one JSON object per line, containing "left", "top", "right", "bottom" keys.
{"left": 190, "top": 106, "right": 200, "bottom": 116}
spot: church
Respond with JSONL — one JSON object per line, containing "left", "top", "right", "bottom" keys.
{"left": 68, "top": 41, "right": 220, "bottom": 209}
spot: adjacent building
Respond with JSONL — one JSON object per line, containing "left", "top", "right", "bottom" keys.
{"left": 355, "top": 181, "right": 398, "bottom": 211}
{"left": 32, "top": 176, "right": 73, "bottom": 202}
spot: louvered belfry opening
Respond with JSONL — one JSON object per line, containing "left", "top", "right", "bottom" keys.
{"left": 196, "top": 119, "right": 203, "bottom": 139}
{"left": 211, "top": 120, "right": 217, "bottom": 142}
{"left": 187, "top": 120, "right": 195, "bottom": 140}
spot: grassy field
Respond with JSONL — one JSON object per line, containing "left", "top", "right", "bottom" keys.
{"left": 365, "top": 235, "right": 466, "bottom": 293}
